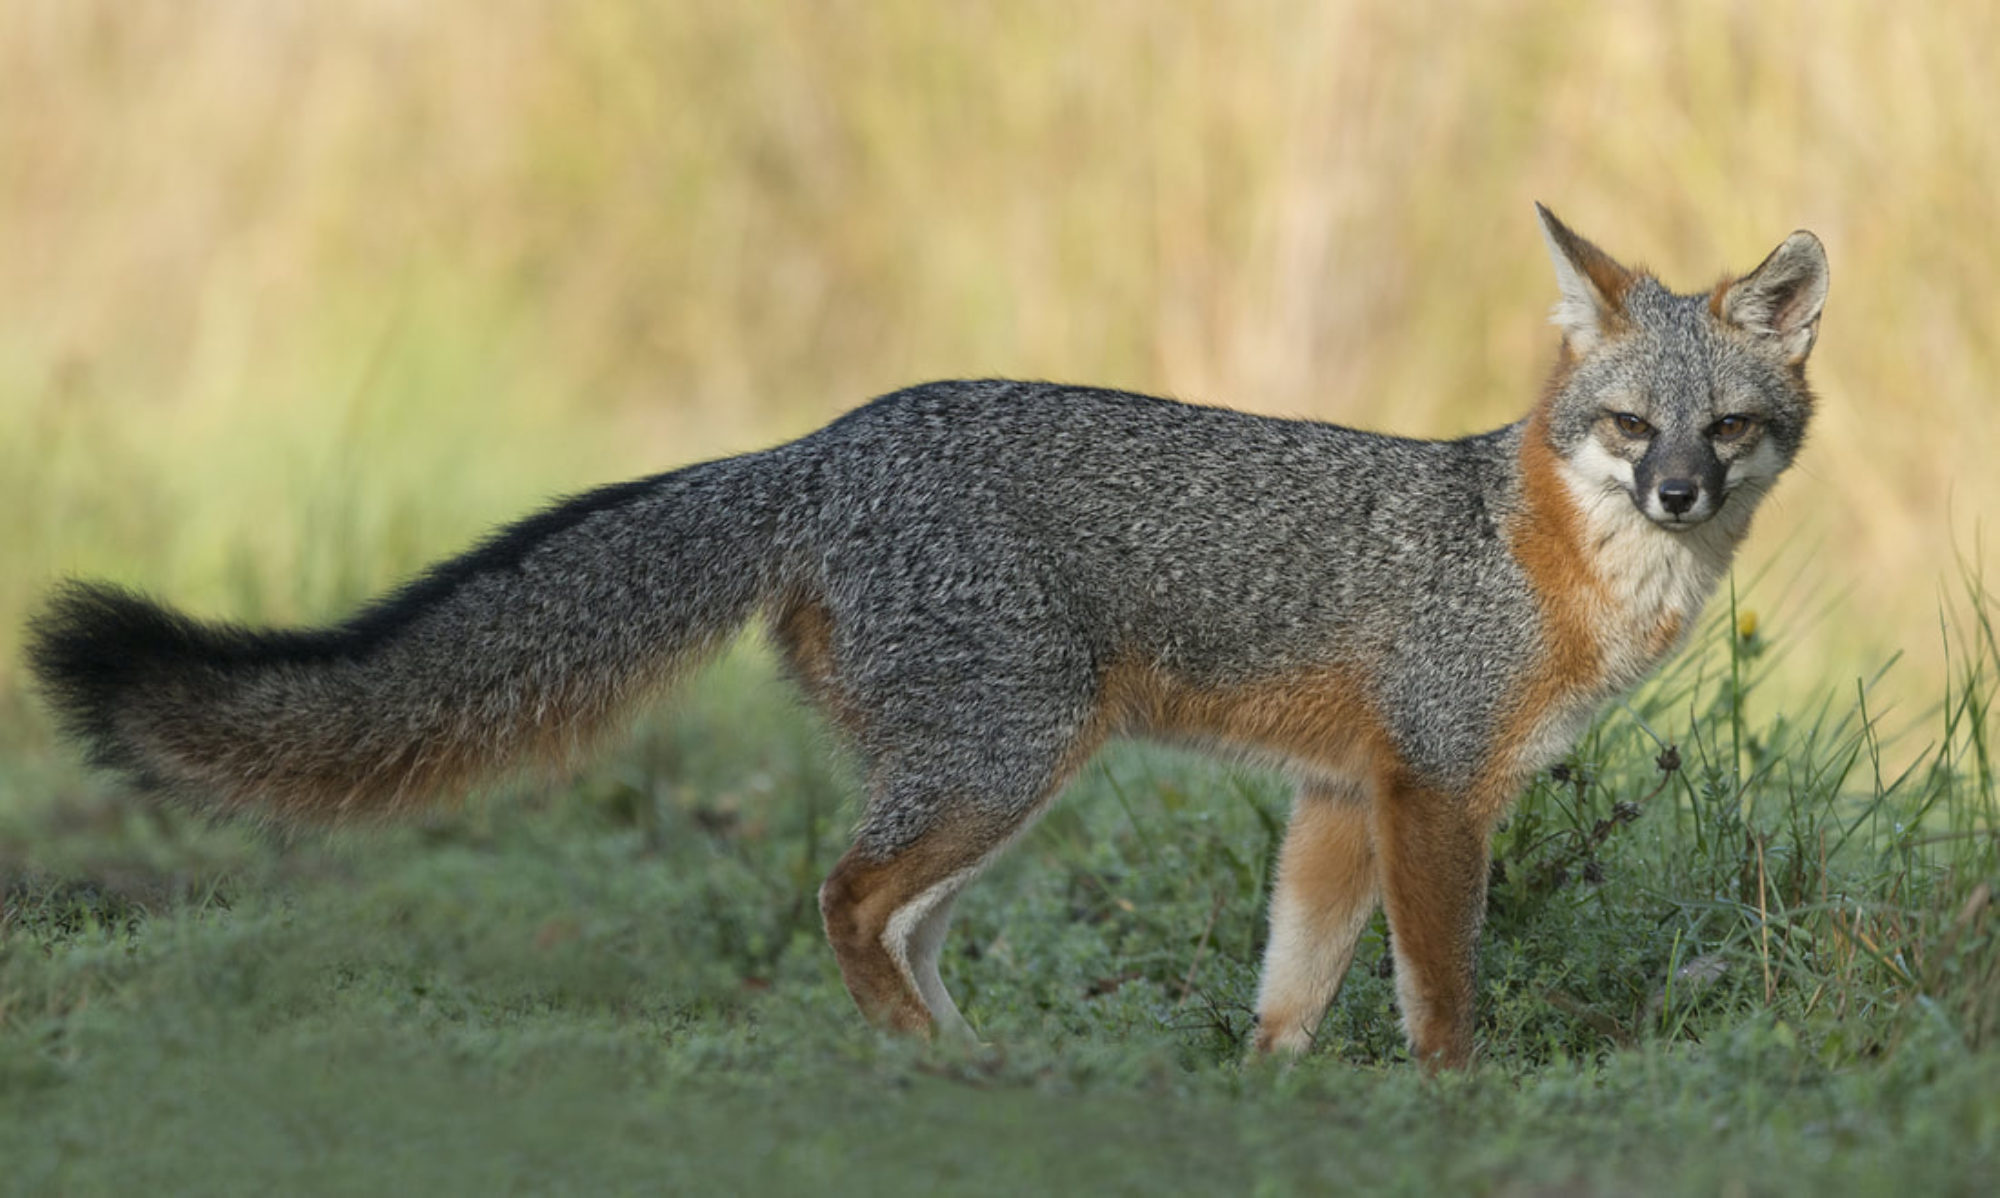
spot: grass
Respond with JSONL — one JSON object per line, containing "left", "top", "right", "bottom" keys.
{"left": 2, "top": 3, "right": 1999, "bottom": 717}
{"left": 2, "top": 599, "right": 1996, "bottom": 1194}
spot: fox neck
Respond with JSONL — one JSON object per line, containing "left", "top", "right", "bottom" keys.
{"left": 1512, "top": 413, "right": 1757, "bottom": 700}
{"left": 1553, "top": 442, "right": 1751, "bottom": 689}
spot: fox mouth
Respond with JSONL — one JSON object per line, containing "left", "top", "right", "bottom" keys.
{"left": 1651, "top": 511, "right": 1705, "bottom": 532}
{"left": 1632, "top": 491, "right": 1719, "bottom": 531}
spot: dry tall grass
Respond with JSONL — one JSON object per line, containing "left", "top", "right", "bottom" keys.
{"left": 3, "top": 1, "right": 1995, "bottom": 742}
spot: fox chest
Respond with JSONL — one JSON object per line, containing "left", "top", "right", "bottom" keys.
{"left": 1591, "top": 520, "right": 1729, "bottom": 685}
{"left": 1509, "top": 521, "right": 1729, "bottom": 783}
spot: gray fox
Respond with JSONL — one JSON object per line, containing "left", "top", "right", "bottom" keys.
{"left": 26, "top": 207, "right": 1828, "bottom": 1068}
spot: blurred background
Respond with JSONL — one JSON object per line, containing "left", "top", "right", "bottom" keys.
{"left": 2, "top": 0, "right": 1995, "bottom": 756}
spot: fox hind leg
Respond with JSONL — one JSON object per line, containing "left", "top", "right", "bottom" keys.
{"left": 1252, "top": 779, "right": 1381, "bottom": 1056}
{"left": 789, "top": 575, "right": 1108, "bottom": 1038}
{"left": 819, "top": 826, "right": 992, "bottom": 1039}
{"left": 816, "top": 708, "right": 1104, "bottom": 1039}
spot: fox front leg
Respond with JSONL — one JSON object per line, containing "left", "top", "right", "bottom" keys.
{"left": 1371, "top": 774, "right": 1493, "bottom": 1070}
{"left": 1252, "top": 780, "right": 1381, "bottom": 1056}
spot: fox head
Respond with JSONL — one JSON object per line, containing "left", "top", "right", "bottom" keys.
{"left": 1532, "top": 204, "right": 1828, "bottom": 533}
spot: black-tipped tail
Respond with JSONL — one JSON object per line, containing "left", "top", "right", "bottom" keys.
{"left": 23, "top": 451, "right": 792, "bottom": 821}
{"left": 27, "top": 581, "right": 228, "bottom": 780}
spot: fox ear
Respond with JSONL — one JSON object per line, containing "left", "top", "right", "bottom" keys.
{"left": 1720, "top": 231, "right": 1829, "bottom": 365}
{"left": 1535, "top": 204, "right": 1635, "bottom": 353}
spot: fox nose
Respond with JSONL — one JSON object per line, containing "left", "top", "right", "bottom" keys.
{"left": 1657, "top": 479, "right": 1699, "bottom": 516}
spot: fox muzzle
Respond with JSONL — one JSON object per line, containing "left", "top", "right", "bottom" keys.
{"left": 1633, "top": 437, "right": 1725, "bottom": 528}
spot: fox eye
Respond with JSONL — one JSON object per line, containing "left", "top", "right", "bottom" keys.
{"left": 1710, "top": 414, "right": 1754, "bottom": 440}
{"left": 1612, "top": 413, "right": 1653, "bottom": 438}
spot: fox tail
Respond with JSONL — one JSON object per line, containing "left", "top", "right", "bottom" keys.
{"left": 26, "top": 453, "right": 791, "bottom": 823}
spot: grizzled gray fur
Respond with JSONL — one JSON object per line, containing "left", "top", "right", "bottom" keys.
{"left": 770, "top": 384, "right": 1541, "bottom": 852}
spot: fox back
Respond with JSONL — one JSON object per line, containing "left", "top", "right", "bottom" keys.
{"left": 25, "top": 207, "right": 1827, "bottom": 1068}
